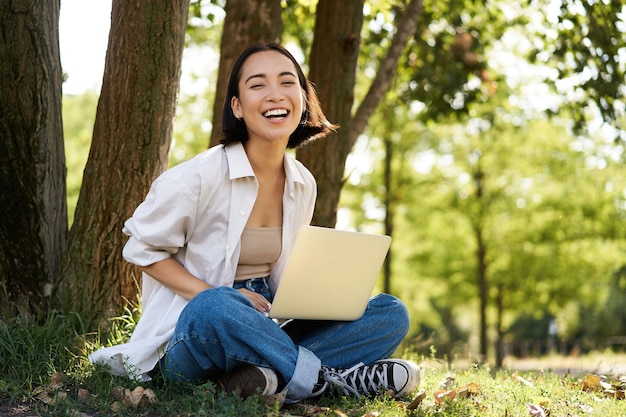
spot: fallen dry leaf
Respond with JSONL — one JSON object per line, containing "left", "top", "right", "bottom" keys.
{"left": 112, "top": 386, "right": 125, "bottom": 402}
{"left": 49, "top": 372, "right": 67, "bottom": 390}
{"left": 35, "top": 390, "right": 67, "bottom": 406}
{"left": 526, "top": 403, "right": 547, "bottom": 417}
{"left": 109, "top": 385, "right": 158, "bottom": 408}
{"left": 111, "top": 401, "right": 122, "bottom": 412}
{"left": 34, "top": 391, "right": 53, "bottom": 405}
{"left": 457, "top": 382, "right": 481, "bottom": 398}
{"left": 579, "top": 374, "right": 626, "bottom": 399}
{"left": 406, "top": 388, "right": 427, "bottom": 410}
{"left": 604, "top": 388, "right": 625, "bottom": 400}
{"left": 434, "top": 388, "right": 457, "bottom": 404}
{"left": 143, "top": 387, "right": 157, "bottom": 403}
{"left": 77, "top": 388, "right": 91, "bottom": 403}
{"left": 125, "top": 387, "right": 141, "bottom": 407}
{"left": 582, "top": 374, "right": 602, "bottom": 391}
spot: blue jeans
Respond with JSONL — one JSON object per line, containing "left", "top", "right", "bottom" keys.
{"left": 157, "top": 278, "right": 409, "bottom": 402}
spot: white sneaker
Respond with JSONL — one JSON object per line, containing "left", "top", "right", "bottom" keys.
{"left": 312, "top": 359, "right": 420, "bottom": 398}
{"left": 217, "top": 365, "right": 278, "bottom": 397}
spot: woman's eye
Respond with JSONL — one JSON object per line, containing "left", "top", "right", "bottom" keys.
{"left": 251, "top": 84, "right": 264, "bottom": 89}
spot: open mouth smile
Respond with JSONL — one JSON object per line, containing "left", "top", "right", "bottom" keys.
{"left": 263, "top": 109, "right": 289, "bottom": 119}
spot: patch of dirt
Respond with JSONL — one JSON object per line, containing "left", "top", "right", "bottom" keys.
{"left": 0, "top": 404, "right": 37, "bottom": 417}
{"left": 0, "top": 404, "right": 97, "bottom": 417}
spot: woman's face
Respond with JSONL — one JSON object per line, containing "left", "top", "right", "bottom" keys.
{"left": 231, "top": 50, "right": 305, "bottom": 147}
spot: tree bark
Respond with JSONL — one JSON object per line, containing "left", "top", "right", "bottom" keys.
{"left": 473, "top": 167, "right": 489, "bottom": 362}
{"left": 297, "top": 0, "right": 365, "bottom": 227}
{"left": 0, "top": 0, "right": 66, "bottom": 317}
{"left": 56, "top": 0, "right": 189, "bottom": 324}
{"left": 209, "top": 0, "right": 281, "bottom": 148}
{"left": 298, "top": 0, "right": 423, "bottom": 227}
{"left": 477, "top": 231, "right": 489, "bottom": 362}
{"left": 383, "top": 135, "right": 393, "bottom": 294}
{"left": 495, "top": 283, "right": 505, "bottom": 368}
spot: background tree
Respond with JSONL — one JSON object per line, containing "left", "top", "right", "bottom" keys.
{"left": 531, "top": 0, "right": 625, "bottom": 140}
{"left": 296, "top": 0, "right": 364, "bottom": 227}
{"left": 0, "top": 1, "right": 66, "bottom": 317}
{"left": 56, "top": 0, "right": 190, "bottom": 324}
{"left": 337, "top": 0, "right": 625, "bottom": 363}
{"left": 343, "top": 98, "right": 626, "bottom": 361}
{"left": 298, "top": 0, "right": 423, "bottom": 227}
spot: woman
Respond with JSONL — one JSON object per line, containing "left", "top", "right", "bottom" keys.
{"left": 90, "top": 43, "right": 420, "bottom": 403}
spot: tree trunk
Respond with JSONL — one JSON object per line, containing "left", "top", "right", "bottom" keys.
{"left": 494, "top": 283, "right": 505, "bottom": 368}
{"left": 297, "top": 0, "right": 365, "bottom": 227}
{"left": 383, "top": 135, "right": 393, "bottom": 294}
{"left": 0, "top": 1, "right": 66, "bottom": 317}
{"left": 476, "top": 227, "right": 488, "bottom": 361}
{"left": 209, "top": 0, "right": 281, "bottom": 148}
{"left": 473, "top": 167, "right": 489, "bottom": 362}
{"left": 298, "top": 0, "right": 422, "bottom": 227}
{"left": 56, "top": 0, "right": 190, "bottom": 325}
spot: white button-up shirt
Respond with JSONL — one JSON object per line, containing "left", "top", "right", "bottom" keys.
{"left": 89, "top": 142, "right": 316, "bottom": 379}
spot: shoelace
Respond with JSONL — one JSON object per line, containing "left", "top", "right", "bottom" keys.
{"left": 315, "top": 362, "right": 390, "bottom": 398}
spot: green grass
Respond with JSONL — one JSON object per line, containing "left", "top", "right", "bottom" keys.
{"left": 1, "top": 313, "right": 625, "bottom": 416}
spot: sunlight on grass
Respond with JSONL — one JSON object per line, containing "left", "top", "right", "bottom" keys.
{"left": 1, "top": 312, "right": 625, "bottom": 416}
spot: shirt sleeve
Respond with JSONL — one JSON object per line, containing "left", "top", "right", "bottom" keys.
{"left": 122, "top": 177, "right": 198, "bottom": 267}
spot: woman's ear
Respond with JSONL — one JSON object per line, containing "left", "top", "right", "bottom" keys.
{"left": 231, "top": 96, "right": 242, "bottom": 119}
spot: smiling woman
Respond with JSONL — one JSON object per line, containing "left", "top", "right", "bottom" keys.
{"left": 230, "top": 51, "right": 305, "bottom": 149}
{"left": 89, "top": 42, "right": 421, "bottom": 404}
{"left": 221, "top": 43, "right": 335, "bottom": 149}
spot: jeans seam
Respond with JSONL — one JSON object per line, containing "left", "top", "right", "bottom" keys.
{"left": 304, "top": 322, "right": 346, "bottom": 351}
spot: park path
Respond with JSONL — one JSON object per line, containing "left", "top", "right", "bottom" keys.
{"left": 504, "top": 354, "right": 626, "bottom": 376}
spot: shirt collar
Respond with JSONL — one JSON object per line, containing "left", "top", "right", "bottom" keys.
{"left": 283, "top": 150, "right": 306, "bottom": 186}
{"left": 225, "top": 142, "right": 255, "bottom": 179}
{"left": 225, "top": 142, "right": 307, "bottom": 187}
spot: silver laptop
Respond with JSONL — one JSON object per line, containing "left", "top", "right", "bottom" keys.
{"left": 269, "top": 225, "right": 391, "bottom": 321}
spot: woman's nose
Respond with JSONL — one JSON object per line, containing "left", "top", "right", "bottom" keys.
{"left": 266, "top": 83, "right": 284, "bottom": 101}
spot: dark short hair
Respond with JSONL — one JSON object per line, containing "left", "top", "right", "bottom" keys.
{"left": 220, "top": 43, "right": 337, "bottom": 149}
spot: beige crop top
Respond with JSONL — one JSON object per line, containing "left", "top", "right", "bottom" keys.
{"left": 235, "top": 227, "right": 282, "bottom": 280}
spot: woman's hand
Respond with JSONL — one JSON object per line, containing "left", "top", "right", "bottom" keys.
{"left": 237, "top": 288, "right": 272, "bottom": 313}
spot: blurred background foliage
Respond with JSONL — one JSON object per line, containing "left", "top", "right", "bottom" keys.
{"left": 62, "top": 0, "right": 626, "bottom": 362}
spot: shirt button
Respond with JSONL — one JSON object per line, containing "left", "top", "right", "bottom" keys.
{"left": 225, "top": 245, "right": 231, "bottom": 251}
{"left": 239, "top": 210, "right": 245, "bottom": 216}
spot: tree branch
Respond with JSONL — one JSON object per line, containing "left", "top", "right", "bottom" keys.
{"left": 348, "top": 0, "right": 423, "bottom": 148}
